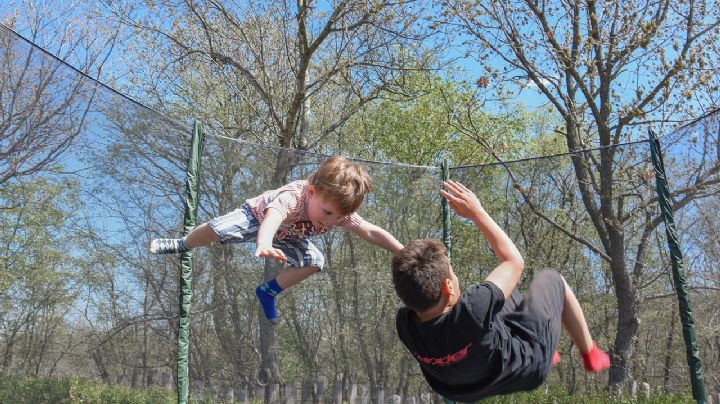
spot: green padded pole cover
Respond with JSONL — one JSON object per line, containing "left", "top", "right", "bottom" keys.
{"left": 441, "top": 159, "right": 451, "bottom": 260}
{"left": 649, "top": 130, "right": 706, "bottom": 403}
{"left": 177, "top": 121, "right": 204, "bottom": 404}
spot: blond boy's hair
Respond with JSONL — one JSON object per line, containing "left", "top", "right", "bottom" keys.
{"left": 309, "top": 156, "right": 372, "bottom": 215}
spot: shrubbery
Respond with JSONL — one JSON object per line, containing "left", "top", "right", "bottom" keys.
{"left": 0, "top": 376, "right": 175, "bottom": 404}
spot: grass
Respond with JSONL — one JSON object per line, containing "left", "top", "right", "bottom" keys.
{"left": 0, "top": 376, "right": 694, "bottom": 403}
{"left": 480, "top": 386, "right": 694, "bottom": 403}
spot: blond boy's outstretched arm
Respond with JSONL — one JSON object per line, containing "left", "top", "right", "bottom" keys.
{"left": 352, "top": 221, "right": 404, "bottom": 253}
{"left": 255, "top": 208, "right": 288, "bottom": 262}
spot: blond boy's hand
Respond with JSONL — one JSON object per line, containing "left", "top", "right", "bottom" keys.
{"left": 255, "top": 244, "right": 288, "bottom": 262}
{"left": 439, "top": 180, "right": 485, "bottom": 221}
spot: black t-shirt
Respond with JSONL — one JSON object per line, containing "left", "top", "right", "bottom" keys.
{"left": 395, "top": 281, "right": 550, "bottom": 402}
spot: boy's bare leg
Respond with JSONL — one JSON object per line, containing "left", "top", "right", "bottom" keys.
{"left": 559, "top": 275, "right": 610, "bottom": 372}
{"left": 183, "top": 223, "right": 220, "bottom": 248}
{"left": 150, "top": 222, "right": 220, "bottom": 254}
{"left": 276, "top": 266, "right": 321, "bottom": 289}
{"left": 560, "top": 276, "right": 593, "bottom": 353}
{"left": 256, "top": 266, "right": 320, "bottom": 324}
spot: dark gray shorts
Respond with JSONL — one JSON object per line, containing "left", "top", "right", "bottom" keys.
{"left": 499, "top": 269, "right": 565, "bottom": 370}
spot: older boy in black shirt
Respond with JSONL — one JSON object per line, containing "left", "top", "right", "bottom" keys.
{"left": 392, "top": 181, "right": 609, "bottom": 402}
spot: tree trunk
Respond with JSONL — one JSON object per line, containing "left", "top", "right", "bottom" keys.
{"left": 211, "top": 247, "right": 248, "bottom": 383}
{"left": 607, "top": 248, "right": 639, "bottom": 392}
{"left": 92, "top": 348, "right": 111, "bottom": 383}
{"left": 663, "top": 310, "right": 677, "bottom": 393}
{"left": 567, "top": 115, "right": 640, "bottom": 391}
{"left": 258, "top": 257, "right": 282, "bottom": 398}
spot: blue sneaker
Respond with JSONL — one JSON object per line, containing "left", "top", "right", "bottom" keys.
{"left": 256, "top": 285, "right": 280, "bottom": 324}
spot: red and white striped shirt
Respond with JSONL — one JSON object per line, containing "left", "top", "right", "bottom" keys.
{"left": 245, "top": 180, "right": 365, "bottom": 239}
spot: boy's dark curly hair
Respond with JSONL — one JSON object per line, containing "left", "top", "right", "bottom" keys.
{"left": 391, "top": 239, "right": 450, "bottom": 312}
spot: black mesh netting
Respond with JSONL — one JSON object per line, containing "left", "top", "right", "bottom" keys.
{"left": 2, "top": 22, "right": 719, "bottom": 402}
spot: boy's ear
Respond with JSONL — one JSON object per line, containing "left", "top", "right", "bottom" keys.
{"left": 307, "top": 184, "right": 315, "bottom": 198}
{"left": 441, "top": 278, "right": 454, "bottom": 298}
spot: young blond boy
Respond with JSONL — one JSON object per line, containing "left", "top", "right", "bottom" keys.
{"left": 151, "top": 156, "right": 403, "bottom": 323}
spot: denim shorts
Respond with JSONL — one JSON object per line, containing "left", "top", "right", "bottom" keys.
{"left": 207, "top": 203, "right": 325, "bottom": 270}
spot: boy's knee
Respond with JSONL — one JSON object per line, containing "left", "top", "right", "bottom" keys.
{"left": 312, "top": 254, "right": 325, "bottom": 270}
{"left": 536, "top": 269, "right": 562, "bottom": 281}
{"left": 534, "top": 269, "right": 566, "bottom": 292}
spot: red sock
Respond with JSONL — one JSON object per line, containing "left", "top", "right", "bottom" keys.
{"left": 551, "top": 350, "right": 560, "bottom": 367}
{"left": 581, "top": 341, "right": 610, "bottom": 372}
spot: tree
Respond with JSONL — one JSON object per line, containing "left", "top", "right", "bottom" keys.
{"left": 98, "top": 0, "right": 436, "bottom": 394}
{"left": 0, "top": 178, "right": 84, "bottom": 376}
{"left": 0, "top": 1, "right": 119, "bottom": 185}
{"left": 442, "top": 0, "right": 720, "bottom": 391}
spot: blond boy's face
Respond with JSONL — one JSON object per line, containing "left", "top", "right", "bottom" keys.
{"left": 307, "top": 186, "right": 345, "bottom": 228}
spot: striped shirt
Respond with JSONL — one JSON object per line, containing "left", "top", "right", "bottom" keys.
{"left": 245, "top": 180, "right": 366, "bottom": 239}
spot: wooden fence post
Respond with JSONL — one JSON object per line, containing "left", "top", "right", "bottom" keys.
{"left": 161, "top": 372, "right": 172, "bottom": 390}
{"left": 301, "top": 379, "right": 314, "bottom": 403}
{"left": 349, "top": 383, "right": 358, "bottom": 404}
{"left": 317, "top": 375, "right": 327, "bottom": 403}
{"left": 269, "top": 383, "right": 280, "bottom": 402}
{"left": 146, "top": 369, "right": 158, "bottom": 386}
{"left": 221, "top": 387, "right": 234, "bottom": 401}
{"left": 641, "top": 382, "right": 650, "bottom": 399}
{"left": 333, "top": 379, "right": 343, "bottom": 403}
{"left": 285, "top": 381, "right": 297, "bottom": 404}
{"left": 253, "top": 385, "right": 264, "bottom": 400}
{"left": 237, "top": 389, "right": 248, "bottom": 404}
{"left": 360, "top": 385, "right": 369, "bottom": 404}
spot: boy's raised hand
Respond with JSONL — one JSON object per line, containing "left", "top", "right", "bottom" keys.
{"left": 439, "top": 180, "right": 485, "bottom": 221}
{"left": 255, "top": 244, "right": 288, "bottom": 262}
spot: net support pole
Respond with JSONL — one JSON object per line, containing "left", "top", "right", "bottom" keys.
{"left": 441, "top": 159, "right": 451, "bottom": 260}
{"left": 177, "top": 121, "right": 205, "bottom": 404}
{"left": 648, "top": 130, "right": 706, "bottom": 403}
{"left": 440, "top": 159, "right": 454, "bottom": 404}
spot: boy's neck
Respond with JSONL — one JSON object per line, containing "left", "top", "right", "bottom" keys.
{"left": 415, "top": 302, "right": 454, "bottom": 322}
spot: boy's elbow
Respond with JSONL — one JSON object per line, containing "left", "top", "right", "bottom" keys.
{"left": 512, "top": 255, "right": 525, "bottom": 272}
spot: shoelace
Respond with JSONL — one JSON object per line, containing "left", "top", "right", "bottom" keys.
{"left": 157, "top": 239, "right": 176, "bottom": 253}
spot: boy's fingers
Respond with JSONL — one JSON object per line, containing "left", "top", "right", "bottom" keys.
{"left": 439, "top": 189, "right": 460, "bottom": 203}
{"left": 440, "top": 187, "right": 461, "bottom": 198}
{"left": 447, "top": 180, "right": 473, "bottom": 196}
{"left": 443, "top": 180, "right": 461, "bottom": 194}
{"left": 460, "top": 184, "right": 475, "bottom": 195}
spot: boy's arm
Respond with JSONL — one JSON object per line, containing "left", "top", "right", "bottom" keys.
{"left": 440, "top": 180, "right": 524, "bottom": 299}
{"left": 255, "top": 208, "right": 288, "bottom": 262}
{"left": 352, "top": 221, "right": 404, "bottom": 254}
